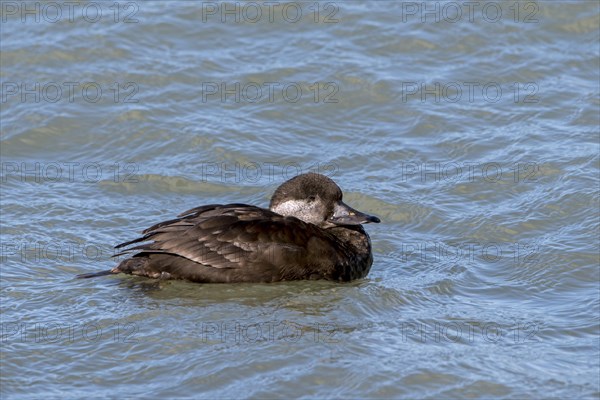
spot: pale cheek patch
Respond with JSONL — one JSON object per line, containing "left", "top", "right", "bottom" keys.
{"left": 271, "top": 200, "right": 306, "bottom": 217}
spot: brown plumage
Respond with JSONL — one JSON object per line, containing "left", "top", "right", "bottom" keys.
{"left": 78, "top": 173, "right": 380, "bottom": 283}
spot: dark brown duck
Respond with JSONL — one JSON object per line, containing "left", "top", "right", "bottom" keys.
{"left": 78, "top": 172, "right": 380, "bottom": 283}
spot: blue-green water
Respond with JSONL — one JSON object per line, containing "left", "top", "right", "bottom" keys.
{"left": 1, "top": 1, "right": 599, "bottom": 398}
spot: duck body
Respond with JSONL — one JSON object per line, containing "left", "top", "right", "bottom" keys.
{"left": 78, "top": 173, "right": 379, "bottom": 283}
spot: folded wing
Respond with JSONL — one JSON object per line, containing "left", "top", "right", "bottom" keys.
{"left": 113, "top": 204, "right": 341, "bottom": 273}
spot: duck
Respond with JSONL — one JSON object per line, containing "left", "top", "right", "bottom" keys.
{"left": 77, "top": 172, "right": 380, "bottom": 283}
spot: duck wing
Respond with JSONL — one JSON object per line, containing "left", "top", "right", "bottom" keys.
{"left": 113, "top": 204, "right": 341, "bottom": 273}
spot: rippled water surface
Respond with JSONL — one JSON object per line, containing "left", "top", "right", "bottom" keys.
{"left": 1, "top": 1, "right": 599, "bottom": 398}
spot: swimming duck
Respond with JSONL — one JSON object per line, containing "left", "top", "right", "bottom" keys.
{"left": 78, "top": 172, "right": 380, "bottom": 283}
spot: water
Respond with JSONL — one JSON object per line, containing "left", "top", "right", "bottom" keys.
{"left": 1, "top": 1, "right": 599, "bottom": 398}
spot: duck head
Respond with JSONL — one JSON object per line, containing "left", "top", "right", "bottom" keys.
{"left": 269, "top": 172, "right": 380, "bottom": 229}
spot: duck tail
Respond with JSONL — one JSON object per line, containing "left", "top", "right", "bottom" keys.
{"left": 76, "top": 269, "right": 117, "bottom": 279}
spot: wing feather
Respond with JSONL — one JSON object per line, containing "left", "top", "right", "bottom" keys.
{"left": 113, "top": 204, "right": 338, "bottom": 271}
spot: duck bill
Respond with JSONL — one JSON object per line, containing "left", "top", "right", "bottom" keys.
{"left": 330, "top": 201, "right": 381, "bottom": 226}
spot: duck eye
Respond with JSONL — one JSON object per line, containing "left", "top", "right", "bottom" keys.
{"left": 308, "top": 195, "right": 316, "bottom": 202}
